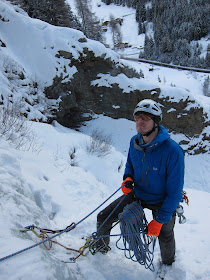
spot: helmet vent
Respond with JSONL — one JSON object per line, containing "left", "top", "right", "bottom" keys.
{"left": 152, "top": 106, "right": 159, "bottom": 112}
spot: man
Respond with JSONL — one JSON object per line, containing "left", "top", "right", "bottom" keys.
{"left": 92, "top": 99, "right": 185, "bottom": 266}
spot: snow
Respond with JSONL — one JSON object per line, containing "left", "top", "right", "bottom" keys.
{"left": 0, "top": 0, "right": 119, "bottom": 88}
{"left": 0, "top": 1, "right": 210, "bottom": 280}
{"left": 85, "top": 0, "right": 210, "bottom": 115}
{"left": 1, "top": 118, "right": 210, "bottom": 280}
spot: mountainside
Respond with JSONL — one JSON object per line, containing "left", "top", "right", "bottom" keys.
{"left": 96, "top": 0, "right": 210, "bottom": 69}
{"left": 0, "top": 1, "right": 210, "bottom": 280}
{"left": 0, "top": 117, "right": 209, "bottom": 280}
{"left": 1, "top": 1, "right": 210, "bottom": 155}
{"left": 7, "top": 0, "right": 210, "bottom": 71}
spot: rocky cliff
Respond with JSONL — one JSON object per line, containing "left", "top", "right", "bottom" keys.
{"left": 1, "top": 1, "right": 209, "bottom": 155}
{"left": 44, "top": 47, "right": 209, "bottom": 155}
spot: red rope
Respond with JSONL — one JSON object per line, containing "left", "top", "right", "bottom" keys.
{"left": 40, "top": 232, "right": 80, "bottom": 253}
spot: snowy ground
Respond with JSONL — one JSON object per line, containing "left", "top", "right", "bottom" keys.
{"left": 0, "top": 1, "right": 210, "bottom": 279}
{"left": 0, "top": 118, "right": 210, "bottom": 280}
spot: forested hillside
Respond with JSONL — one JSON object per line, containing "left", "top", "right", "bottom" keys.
{"left": 9, "top": 0, "right": 103, "bottom": 42}
{"left": 9, "top": 0, "right": 209, "bottom": 69}
{"left": 102, "top": 0, "right": 210, "bottom": 68}
{"left": 9, "top": 0, "right": 80, "bottom": 28}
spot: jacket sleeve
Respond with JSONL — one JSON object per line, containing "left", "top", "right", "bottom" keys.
{"left": 123, "top": 138, "right": 134, "bottom": 180}
{"left": 156, "top": 144, "right": 185, "bottom": 224}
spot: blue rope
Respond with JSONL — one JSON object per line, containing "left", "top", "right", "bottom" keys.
{"left": 0, "top": 223, "right": 76, "bottom": 263}
{"left": 90, "top": 195, "right": 126, "bottom": 243}
{"left": 116, "top": 201, "right": 156, "bottom": 271}
{"left": 97, "top": 195, "right": 127, "bottom": 233}
{"left": 76, "top": 186, "right": 122, "bottom": 227}
{"left": 0, "top": 187, "right": 122, "bottom": 263}
{"left": 89, "top": 198, "right": 156, "bottom": 271}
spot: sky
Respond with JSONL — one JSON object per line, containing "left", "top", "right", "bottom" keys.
{"left": 0, "top": 1, "right": 210, "bottom": 280}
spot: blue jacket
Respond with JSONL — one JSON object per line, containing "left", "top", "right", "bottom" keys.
{"left": 124, "top": 125, "right": 185, "bottom": 224}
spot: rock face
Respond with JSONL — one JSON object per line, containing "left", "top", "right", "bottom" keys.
{"left": 44, "top": 49, "right": 209, "bottom": 154}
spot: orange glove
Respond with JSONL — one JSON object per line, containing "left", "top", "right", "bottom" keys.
{"left": 121, "top": 177, "right": 133, "bottom": 195}
{"left": 147, "top": 220, "right": 163, "bottom": 237}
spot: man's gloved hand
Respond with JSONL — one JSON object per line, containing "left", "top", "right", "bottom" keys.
{"left": 121, "top": 177, "right": 133, "bottom": 195}
{"left": 147, "top": 220, "right": 163, "bottom": 237}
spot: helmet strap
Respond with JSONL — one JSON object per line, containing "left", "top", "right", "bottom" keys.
{"left": 142, "top": 124, "right": 158, "bottom": 137}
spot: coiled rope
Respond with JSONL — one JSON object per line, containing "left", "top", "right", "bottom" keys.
{"left": 0, "top": 188, "right": 157, "bottom": 268}
{"left": 116, "top": 201, "right": 156, "bottom": 271}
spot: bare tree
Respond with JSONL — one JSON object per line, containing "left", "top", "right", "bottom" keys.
{"left": 85, "top": 128, "right": 113, "bottom": 157}
{"left": 0, "top": 99, "right": 42, "bottom": 152}
{"left": 109, "top": 14, "right": 122, "bottom": 49}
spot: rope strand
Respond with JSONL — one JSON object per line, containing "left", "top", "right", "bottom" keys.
{"left": 0, "top": 187, "right": 122, "bottom": 263}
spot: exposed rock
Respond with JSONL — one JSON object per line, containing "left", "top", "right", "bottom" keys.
{"left": 44, "top": 49, "right": 209, "bottom": 154}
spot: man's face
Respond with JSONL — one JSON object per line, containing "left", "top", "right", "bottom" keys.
{"left": 134, "top": 113, "right": 155, "bottom": 134}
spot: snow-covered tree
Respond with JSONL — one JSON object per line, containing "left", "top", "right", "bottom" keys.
{"left": 10, "top": 0, "right": 72, "bottom": 27}
{"left": 74, "top": 0, "right": 103, "bottom": 42}
{"left": 203, "top": 76, "right": 210, "bottom": 97}
{"left": 109, "top": 14, "right": 122, "bottom": 49}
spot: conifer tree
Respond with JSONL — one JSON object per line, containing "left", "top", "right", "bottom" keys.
{"left": 74, "top": 0, "right": 103, "bottom": 42}
{"left": 10, "top": 0, "right": 72, "bottom": 27}
{"left": 205, "top": 44, "right": 210, "bottom": 69}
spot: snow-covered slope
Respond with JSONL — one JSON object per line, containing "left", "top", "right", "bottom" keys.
{"left": 0, "top": 1, "right": 210, "bottom": 279}
{"left": 0, "top": 0, "right": 120, "bottom": 121}
{"left": 0, "top": 119, "right": 210, "bottom": 280}
{"left": 1, "top": 0, "right": 210, "bottom": 122}
{"left": 93, "top": 1, "right": 209, "bottom": 99}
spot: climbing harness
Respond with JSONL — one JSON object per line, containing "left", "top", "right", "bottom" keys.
{"left": 116, "top": 201, "right": 156, "bottom": 271}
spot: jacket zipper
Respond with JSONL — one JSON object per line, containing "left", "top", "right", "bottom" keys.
{"left": 141, "top": 151, "right": 150, "bottom": 186}
{"left": 146, "top": 166, "right": 149, "bottom": 186}
{"left": 141, "top": 152, "right": 146, "bottom": 185}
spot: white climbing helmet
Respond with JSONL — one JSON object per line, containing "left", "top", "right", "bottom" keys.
{"left": 133, "top": 99, "right": 163, "bottom": 121}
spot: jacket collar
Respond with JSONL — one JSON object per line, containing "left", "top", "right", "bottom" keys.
{"left": 134, "top": 125, "right": 170, "bottom": 152}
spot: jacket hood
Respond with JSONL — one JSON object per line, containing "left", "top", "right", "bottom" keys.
{"left": 134, "top": 125, "right": 170, "bottom": 151}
